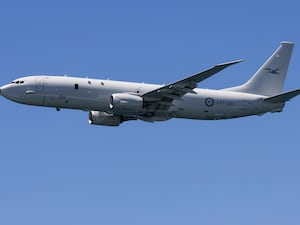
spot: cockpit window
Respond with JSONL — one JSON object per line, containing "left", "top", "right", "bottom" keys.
{"left": 11, "top": 80, "right": 24, "bottom": 84}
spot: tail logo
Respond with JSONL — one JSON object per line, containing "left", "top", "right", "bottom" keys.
{"left": 265, "top": 68, "right": 280, "bottom": 74}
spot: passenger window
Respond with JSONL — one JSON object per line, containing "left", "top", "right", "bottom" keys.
{"left": 75, "top": 83, "right": 79, "bottom": 89}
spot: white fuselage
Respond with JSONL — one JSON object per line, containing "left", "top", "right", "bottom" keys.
{"left": 0, "top": 75, "right": 284, "bottom": 121}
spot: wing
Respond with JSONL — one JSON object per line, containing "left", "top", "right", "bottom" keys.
{"left": 142, "top": 60, "right": 243, "bottom": 114}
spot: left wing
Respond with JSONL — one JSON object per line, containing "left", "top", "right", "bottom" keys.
{"left": 142, "top": 60, "right": 243, "bottom": 113}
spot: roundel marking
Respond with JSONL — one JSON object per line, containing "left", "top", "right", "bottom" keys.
{"left": 205, "top": 97, "right": 214, "bottom": 107}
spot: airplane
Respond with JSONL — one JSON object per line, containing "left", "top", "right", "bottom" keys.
{"left": 1, "top": 41, "right": 300, "bottom": 126}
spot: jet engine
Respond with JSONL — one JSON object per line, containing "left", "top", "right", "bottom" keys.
{"left": 110, "top": 93, "right": 144, "bottom": 113}
{"left": 88, "top": 111, "right": 122, "bottom": 126}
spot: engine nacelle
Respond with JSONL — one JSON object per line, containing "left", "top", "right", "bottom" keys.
{"left": 110, "top": 93, "right": 144, "bottom": 113}
{"left": 89, "top": 111, "right": 121, "bottom": 126}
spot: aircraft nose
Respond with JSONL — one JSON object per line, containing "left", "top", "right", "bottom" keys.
{"left": 0, "top": 86, "right": 6, "bottom": 96}
{"left": 0, "top": 85, "right": 10, "bottom": 98}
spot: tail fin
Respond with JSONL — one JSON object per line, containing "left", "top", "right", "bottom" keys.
{"left": 227, "top": 42, "right": 294, "bottom": 96}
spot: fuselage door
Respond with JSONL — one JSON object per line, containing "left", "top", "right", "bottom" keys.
{"left": 36, "top": 77, "right": 44, "bottom": 92}
{"left": 33, "top": 77, "right": 45, "bottom": 105}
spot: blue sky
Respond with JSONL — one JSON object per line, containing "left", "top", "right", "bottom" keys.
{"left": 0, "top": 1, "right": 300, "bottom": 225}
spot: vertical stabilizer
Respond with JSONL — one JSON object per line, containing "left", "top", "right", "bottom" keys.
{"left": 227, "top": 42, "right": 294, "bottom": 96}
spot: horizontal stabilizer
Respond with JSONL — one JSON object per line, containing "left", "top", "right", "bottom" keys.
{"left": 264, "top": 89, "right": 300, "bottom": 103}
